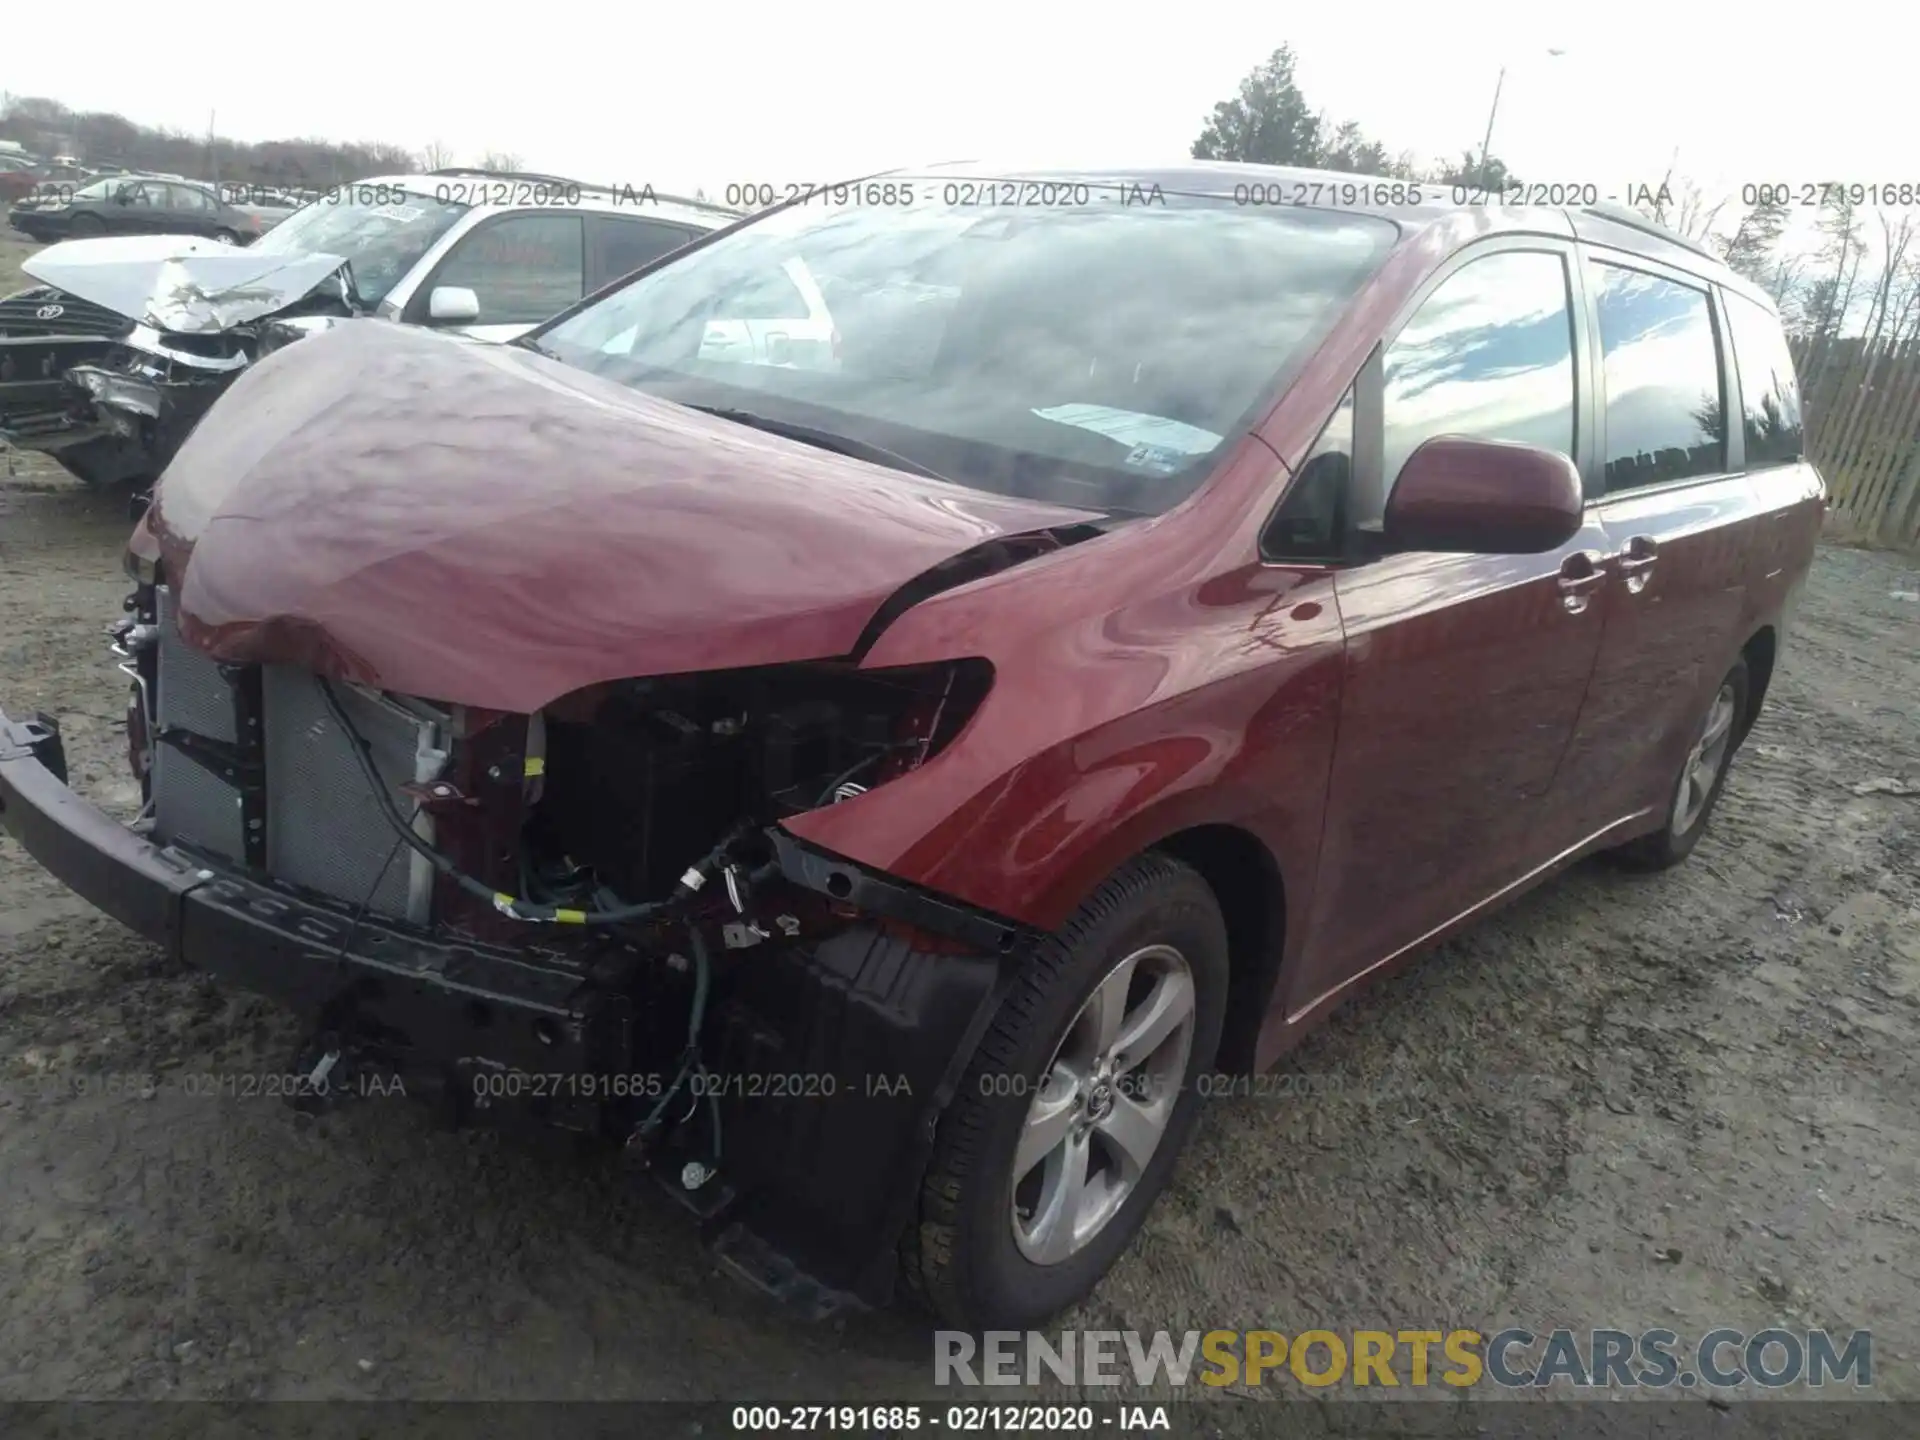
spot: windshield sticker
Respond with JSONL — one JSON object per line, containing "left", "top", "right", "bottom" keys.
{"left": 1123, "top": 443, "right": 1190, "bottom": 475}
{"left": 1031, "top": 404, "right": 1222, "bottom": 455}
{"left": 367, "top": 204, "right": 426, "bottom": 223}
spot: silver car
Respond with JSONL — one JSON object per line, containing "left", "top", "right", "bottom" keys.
{"left": 0, "top": 169, "right": 738, "bottom": 486}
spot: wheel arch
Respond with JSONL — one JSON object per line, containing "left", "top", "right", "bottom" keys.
{"left": 1152, "top": 822, "right": 1288, "bottom": 1075}
{"left": 1740, "top": 624, "right": 1777, "bottom": 738}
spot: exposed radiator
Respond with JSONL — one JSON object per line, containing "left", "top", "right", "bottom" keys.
{"left": 151, "top": 586, "right": 245, "bottom": 860}
{"left": 263, "top": 667, "right": 446, "bottom": 922}
{"left": 149, "top": 586, "right": 449, "bottom": 923}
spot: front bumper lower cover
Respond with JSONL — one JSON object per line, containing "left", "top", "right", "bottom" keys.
{"left": 0, "top": 704, "right": 1026, "bottom": 1313}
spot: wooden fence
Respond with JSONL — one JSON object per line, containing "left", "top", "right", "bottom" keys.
{"left": 1794, "top": 334, "right": 1920, "bottom": 548}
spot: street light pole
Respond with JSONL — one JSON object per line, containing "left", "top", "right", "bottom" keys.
{"left": 1479, "top": 49, "right": 1565, "bottom": 183}
{"left": 1478, "top": 67, "right": 1506, "bottom": 180}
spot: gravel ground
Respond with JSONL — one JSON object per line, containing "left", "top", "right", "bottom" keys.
{"left": 2, "top": 228, "right": 1917, "bottom": 1406}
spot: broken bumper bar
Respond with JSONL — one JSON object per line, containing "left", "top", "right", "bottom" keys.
{"left": 0, "top": 703, "right": 1022, "bottom": 1310}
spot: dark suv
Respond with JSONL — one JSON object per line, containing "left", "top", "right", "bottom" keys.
{"left": 9, "top": 175, "right": 264, "bottom": 245}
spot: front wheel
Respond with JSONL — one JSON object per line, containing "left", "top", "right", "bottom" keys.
{"left": 901, "top": 852, "right": 1228, "bottom": 1329}
{"left": 67, "top": 213, "right": 103, "bottom": 237}
{"left": 1613, "top": 655, "right": 1750, "bottom": 870}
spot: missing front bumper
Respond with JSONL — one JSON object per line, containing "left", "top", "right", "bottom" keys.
{"left": 0, "top": 702, "right": 1023, "bottom": 1310}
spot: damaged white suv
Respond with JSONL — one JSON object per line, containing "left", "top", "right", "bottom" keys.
{"left": 0, "top": 169, "right": 737, "bottom": 487}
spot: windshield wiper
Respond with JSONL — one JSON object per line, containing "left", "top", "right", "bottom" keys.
{"left": 679, "top": 403, "right": 953, "bottom": 483}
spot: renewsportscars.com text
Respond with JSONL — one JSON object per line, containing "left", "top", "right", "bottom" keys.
{"left": 935, "top": 1327, "right": 1872, "bottom": 1390}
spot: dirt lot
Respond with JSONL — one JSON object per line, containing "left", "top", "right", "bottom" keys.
{"left": 3, "top": 227, "right": 1919, "bottom": 1407}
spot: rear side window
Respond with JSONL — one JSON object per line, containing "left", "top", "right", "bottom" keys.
{"left": 434, "top": 213, "right": 584, "bottom": 325}
{"left": 1723, "top": 291, "right": 1805, "bottom": 469}
{"left": 587, "top": 216, "right": 699, "bottom": 291}
{"left": 1592, "top": 263, "right": 1725, "bottom": 492}
{"left": 1381, "top": 249, "right": 1577, "bottom": 496}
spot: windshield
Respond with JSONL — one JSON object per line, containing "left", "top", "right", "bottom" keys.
{"left": 534, "top": 183, "right": 1396, "bottom": 515}
{"left": 252, "top": 191, "right": 469, "bottom": 306}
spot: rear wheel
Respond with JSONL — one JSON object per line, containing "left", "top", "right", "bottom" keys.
{"left": 1613, "top": 655, "right": 1750, "bottom": 870}
{"left": 900, "top": 852, "right": 1227, "bottom": 1329}
{"left": 213, "top": 228, "right": 239, "bottom": 246}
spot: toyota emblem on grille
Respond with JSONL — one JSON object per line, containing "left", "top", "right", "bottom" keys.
{"left": 35, "top": 303, "right": 64, "bottom": 319}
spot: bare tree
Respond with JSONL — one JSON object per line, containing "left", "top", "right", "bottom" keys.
{"left": 1800, "top": 189, "right": 1866, "bottom": 423}
{"left": 1656, "top": 176, "right": 1728, "bottom": 245}
{"left": 420, "top": 139, "right": 455, "bottom": 171}
{"left": 1639, "top": 148, "right": 1681, "bottom": 228}
{"left": 1718, "top": 199, "right": 1791, "bottom": 284}
{"left": 478, "top": 150, "right": 522, "bottom": 173}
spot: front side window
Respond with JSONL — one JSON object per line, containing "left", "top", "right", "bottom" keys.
{"left": 433, "top": 213, "right": 584, "bottom": 325}
{"left": 532, "top": 187, "right": 1398, "bottom": 516}
{"left": 1382, "top": 249, "right": 1577, "bottom": 498}
{"left": 1266, "top": 388, "right": 1353, "bottom": 559}
{"left": 1723, "top": 290, "right": 1804, "bottom": 470}
{"left": 251, "top": 191, "right": 470, "bottom": 307}
{"left": 1592, "top": 263, "right": 1725, "bottom": 492}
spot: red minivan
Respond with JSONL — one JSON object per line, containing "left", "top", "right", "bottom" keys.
{"left": 0, "top": 163, "right": 1822, "bottom": 1329}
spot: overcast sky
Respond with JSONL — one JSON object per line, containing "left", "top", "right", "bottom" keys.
{"left": 4, "top": 0, "right": 1908, "bottom": 232}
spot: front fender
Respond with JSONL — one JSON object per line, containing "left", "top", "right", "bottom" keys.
{"left": 789, "top": 643, "right": 1341, "bottom": 935}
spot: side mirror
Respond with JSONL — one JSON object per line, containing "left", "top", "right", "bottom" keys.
{"left": 427, "top": 285, "right": 480, "bottom": 323}
{"left": 1384, "top": 436, "right": 1583, "bottom": 555}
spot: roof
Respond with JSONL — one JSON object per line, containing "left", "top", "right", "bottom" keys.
{"left": 98, "top": 173, "right": 219, "bottom": 191}
{"left": 384, "top": 168, "right": 744, "bottom": 228}
{"left": 899, "top": 159, "right": 1463, "bottom": 220}
{"left": 890, "top": 159, "right": 1757, "bottom": 301}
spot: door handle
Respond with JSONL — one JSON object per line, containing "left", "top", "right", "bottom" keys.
{"left": 1556, "top": 552, "right": 1605, "bottom": 613}
{"left": 1619, "top": 535, "right": 1658, "bottom": 593}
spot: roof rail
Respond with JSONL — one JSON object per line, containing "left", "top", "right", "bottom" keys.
{"left": 426, "top": 166, "right": 741, "bottom": 215}
{"left": 643, "top": 191, "right": 744, "bottom": 216}
{"left": 1579, "top": 202, "right": 1723, "bottom": 264}
{"left": 429, "top": 166, "right": 594, "bottom": 188}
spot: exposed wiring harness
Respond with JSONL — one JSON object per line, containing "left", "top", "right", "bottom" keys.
{"left": 633, "top": 927, "right": 722, "bottom": 1155}
{"left": 318, "top": 677, "right": 747, "bottom": 926}
{"left": 318, "top": 677, "right": 814, "bottom": 1164}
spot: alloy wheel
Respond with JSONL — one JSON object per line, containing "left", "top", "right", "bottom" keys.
{"left": 1674, "top": 681, "right": 1737, "bottom": 834}
{"left": 1010, "top": 943, "right": 1196, "bottom": 1265}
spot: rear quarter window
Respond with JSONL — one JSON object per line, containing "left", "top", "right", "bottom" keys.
{"left": 1723, "top": 291, "right": 1805, "bottom": 469}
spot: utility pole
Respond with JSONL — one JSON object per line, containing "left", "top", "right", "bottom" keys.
{"left": 1477, "top": 67, "right": 1505, "bottom": 183}
{"left": 1480, "top": 49, "right": 1565, "bottom": 185}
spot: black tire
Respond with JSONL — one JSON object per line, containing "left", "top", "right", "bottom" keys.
{"left": 67, "top": 212, "right": 103, "bottom": 237}
{"left": 213, "top": 228, "right": 239, "bottom": 246}
{"left": 900, "top": 852, "right": 1228, "bottom": 1330}
{"left": 52, "top": 433, "right": 154, "bottom": 489}
{"left": 1613, "top": 655, "right": 1750, "bottom": 871}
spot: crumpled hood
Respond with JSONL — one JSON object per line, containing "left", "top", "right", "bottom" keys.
{"left": 23, "top": 235, "right": 348, "bottom": 333}
{"left": 152, "top": 319, "right": 1100, "bottom": 712}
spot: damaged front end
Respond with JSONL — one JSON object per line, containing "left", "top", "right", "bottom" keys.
{"left": 0, "top": 239, "right": 352, "bottom": 487}
{"left": 0, "top": 284, "right": 131, "bottom": 481}
{"left": 6, "top": 317, "right": 1117, "bottom": 1312}
{"left": 102, "top": 573, "right": 1031, "bottom": 1314}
